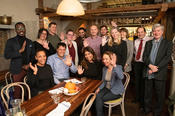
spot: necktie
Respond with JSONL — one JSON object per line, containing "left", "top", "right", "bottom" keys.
{"left": 136, "top": 39, "right": 143, "bottom": 60}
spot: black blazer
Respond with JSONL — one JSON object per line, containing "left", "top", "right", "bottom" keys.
{"left": 4, "top": 36, "right": 35, "bottom": 74}
{"left": 143, "top": 38, "right": 172, "bottom": 80}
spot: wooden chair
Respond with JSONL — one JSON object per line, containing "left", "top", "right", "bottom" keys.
{"left": 5, "top": 72, "right": 13, "bottom": 85}
{"left": 104, "top": 72, "right": 130, "bottom": 116}
{"left": 1, "top": 82, "right": 31, "bottom": 109}
{"left": 80, "top": 93, "right": 96, "bottom": 116}
{"left": 23, "top": 76, "right": 27, "bottom": 84}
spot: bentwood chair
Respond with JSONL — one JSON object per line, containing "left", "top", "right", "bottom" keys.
{"left": 1, "top": 82, "right": 31, "bottom": 109}
{"left": 104, "top": 72, "right": 130, "bottom": 116}
{"left": 5, "top": 72, "right": 13, "bottom": 85}
{"left": 23, "top": 76, "right": 27, "bottom": 84}
{"left": 80, "top": 93, "right": 96, "bottom": 116}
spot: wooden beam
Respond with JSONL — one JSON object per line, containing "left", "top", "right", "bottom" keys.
{"left": 153, "top": 3, "right": 168, "bottom": 24}
{"left": 85, "top": 4, "right": 162, "bottom": 14}
{"left": 40, "top": 2, "right": 175, "bottom": 18}
{"left": 38, "top": 0, "right": 44, "bottom": 28}
{"left": 35, "top": 7, "right": 56, "bottom": 15}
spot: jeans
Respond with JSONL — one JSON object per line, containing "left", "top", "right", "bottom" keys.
{"left": 95, "top": 88, "right": 121, "bottom": 116}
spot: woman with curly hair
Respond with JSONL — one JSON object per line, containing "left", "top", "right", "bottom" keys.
{"left": 77, "top": 46, "right": 102, "bottom": 80}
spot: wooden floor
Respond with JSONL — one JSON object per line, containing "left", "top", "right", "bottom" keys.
{"left": 71, "top": 78, "right": 170, "bottom": 116}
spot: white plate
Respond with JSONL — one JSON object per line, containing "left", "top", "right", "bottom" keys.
{"left": 64, "top": 90, "right": 79, "bottom": 96}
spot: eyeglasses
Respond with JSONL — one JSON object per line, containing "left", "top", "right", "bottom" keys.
{"left": 67, "top": 34, "right": 74, "bottom": 36}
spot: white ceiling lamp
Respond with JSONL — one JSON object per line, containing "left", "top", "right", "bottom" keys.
{"left": 80, "top": 0, "right": 101, "bottom": 3}
{"left": 56, "top": 0, "right": 85, "bottom": 16}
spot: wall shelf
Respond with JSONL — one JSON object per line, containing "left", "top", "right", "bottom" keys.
{"left": 0, "top": 24, "right": 14, "bottom": 29}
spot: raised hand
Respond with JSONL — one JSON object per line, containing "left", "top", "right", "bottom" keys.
{"left": 102, "top": 36, "right": 107, "bottom": 46}
{"left": 77, "top": 65, "right": 84, "bottom": 75}
{"left": 63, "top": 55, "right": 72, "bottom": 67}
{"left": 83, "top": 40, "right": 89, "bottom": 47}
{"left": 19, "top": 40, "right": 26, "bottom": 53}
{"left": 29, "top": 62, "right": 38, "bottom": 75}
{"left": 43, "top": 41, "right": 49, "bottom": 50}
{"left": 110, "top": 53, "right": 117, "bottom": 67}
{"left": 60, "top": 32, "right": 65, "bottom": 41}
{"left": 111, "top": 21, "right": 117, "bottom": 27}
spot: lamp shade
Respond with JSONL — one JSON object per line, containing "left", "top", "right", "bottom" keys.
{"left": 56, "top": 0, "right": 85, "bottom": 16}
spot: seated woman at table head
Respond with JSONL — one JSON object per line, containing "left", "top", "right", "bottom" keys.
{"left": 77, "top": 46, "right": 102, "bottom": 80}
{"left": 95, "top": 51, "right": 124, "bottom": 116}
{"left": 27, "top": 49, "right": 55, "bottom": 97}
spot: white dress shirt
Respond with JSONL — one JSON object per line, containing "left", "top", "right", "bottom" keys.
{"left": 134, "top": 36, "right": 152, "bottom": 62}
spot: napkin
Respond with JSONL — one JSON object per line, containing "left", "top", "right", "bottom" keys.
{"left": 46, "top": 101, "right": 71, "bottom": 116}
{"left": 64, "top": 78, "right": 82, "bottom": 84}
{"left": 48, "top": 87, "right": 64, "bottom": 94}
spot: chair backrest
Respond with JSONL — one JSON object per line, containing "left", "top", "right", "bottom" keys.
{"left": 23, "top": 76, "right": 27, "bottom": 84}
{"left": 5, "top": 72, "right": 13, "bottom": 85}
{"left": 1, "top": 82, "right": 31, "bottom": 109}
{"left": 80, "top": 93, "right": 96, "bottom": 116}
{"left": 122, "top": 72, "right": 130, "bottom": 99}
{"left": 123, "top": 72, "right": 130, "bottom": 90}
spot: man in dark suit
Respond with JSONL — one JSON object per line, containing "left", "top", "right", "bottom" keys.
{"left": 4, "top": 22, "right": 35, "bottom": 98}
{"left": 143, "top": 24, "right": 172, "bottom": 116}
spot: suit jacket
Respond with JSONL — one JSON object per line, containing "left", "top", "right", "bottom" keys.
{"left": 125, "top": 39, "right": 134, "bottom": 72}
{"left": 4, "top": 36, "right": 35, "bottom": 74}
{"left": 99, "top": 65, "right": 124, "bottom": 95}
{"left": 143, "top": 38, "right": 172, "bottom": 80}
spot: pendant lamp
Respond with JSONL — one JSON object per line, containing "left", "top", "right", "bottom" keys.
{"left": 56, "top": 0, "right": 85, "bottom": 16}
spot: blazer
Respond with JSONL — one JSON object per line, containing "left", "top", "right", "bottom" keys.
{"left": 4, "top": 36, "right": 35, "bottom": 74}
{"left": 65, "top": 40, "right": 79, "bottom": 67}
{"left": 124, "top": 39, "right": 134, "bottom": 72}
{"left": 143, "top": 38, "right": 172, "bottom": 80}
{"left": 99, "top": 65, "right": 124, "bottom": 95}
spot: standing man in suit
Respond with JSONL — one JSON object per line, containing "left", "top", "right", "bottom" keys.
{"left": 143, "top": 24, "right": 172, "bottom": 116}
{"left": 134, "top": 27, "right": 151, "bottom": 110}
{"left": 4, "top": 22, "right": 35, "bottom": 98}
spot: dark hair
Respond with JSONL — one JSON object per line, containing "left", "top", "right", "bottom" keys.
{"left": 78, "top": 27, "right": 86, "bottom": 32}
{"left": 81, "top": 47, "right": 97, "bottom": 70}
{"left": 15, "top": 22, "right": 25, "bottom": 28}
{"left": 100, "top": 25, "right": 108, "bottom": 30}
{"left": 103, "top": 51, "right": 117, "bottom": 62}
{"left": 136, "top": 26, "right": 146, "bottom": 33}
{"left": 37, "top": 28, "right": 49, "bottom": 39}
{"left": 35, "top": 49, "right": 46, "bottom": 56}
{"left": 120, "top": 28, "right": 129, "bottom": 38}
{"left": 57, "top": 42, "right": 66, "bottom": 49}
{"left": 66, "top": 29, "right": 74, "bottom": 34}
{"left": 48, "top": 22, "right": 57, "bottom": 28}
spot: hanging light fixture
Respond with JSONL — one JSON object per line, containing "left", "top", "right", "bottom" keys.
{"left": 56, "top": 0, "right": 85, "bottom": 16}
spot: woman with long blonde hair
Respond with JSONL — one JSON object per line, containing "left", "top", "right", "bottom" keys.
{"left": 101, "top": 27, "right": 127, "bottom": 68}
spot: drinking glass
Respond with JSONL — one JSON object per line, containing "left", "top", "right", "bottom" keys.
{"left": 51, "top": 94, "right": 60, "bottom": 104}
{"left": 5, "top": 107, "right": 18, "bottom": 116}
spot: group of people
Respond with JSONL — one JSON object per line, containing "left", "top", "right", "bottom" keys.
{"left": 4, "top": 21, "right": 172, "bottom": 116}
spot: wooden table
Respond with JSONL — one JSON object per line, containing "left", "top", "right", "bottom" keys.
{"left": 21, "top": 78, "right": 102, "bottom": 116}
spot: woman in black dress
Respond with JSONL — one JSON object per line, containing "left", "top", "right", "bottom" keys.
{"left": 27, "top": 50, "right": 54, "bottom": 97}
{"left": 77, "top": 47, "right": 102, "bottom": 80}
{"left": 33, "top": 28, "right": 56, "bottom": 57}
{"left": 101, "top": 27, "right": 127, "bottom": 69}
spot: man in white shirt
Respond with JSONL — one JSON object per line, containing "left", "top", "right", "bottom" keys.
{"left": 133, "top": 27, "right": 152, "bottom": 110}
